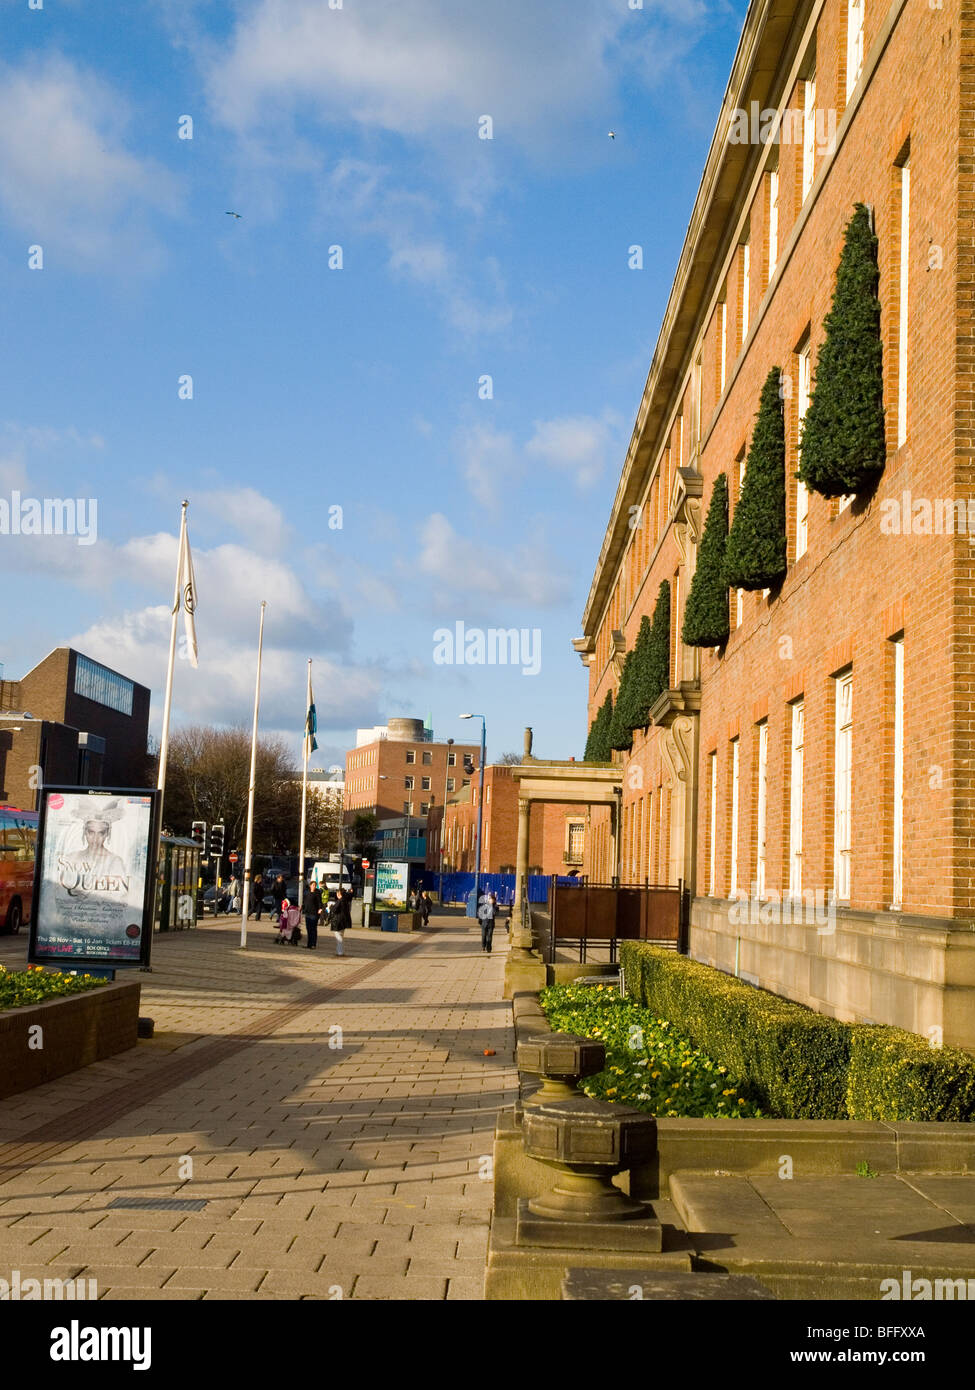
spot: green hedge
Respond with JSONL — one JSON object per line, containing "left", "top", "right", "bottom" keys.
{"left": 847, "top": 1027, "right": 975, "bottom": 1122}
{"left": 620, "top": 942, "right": 849, "bottom": 1119}
{"left": 620, "top": 942, "right": 975, "bottom": 1122}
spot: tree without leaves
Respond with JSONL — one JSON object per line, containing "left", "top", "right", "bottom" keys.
{"left": 798, "top": 204, "right": 886, "bottom": 498}
{"left": 683, "top": 472, "right": 731, "bottom": 647}
{"left": 161, "top": 725, "right": 340, "bottom": 859}
{"left": 724, "top": 368, "right": 788, "bottom": 591}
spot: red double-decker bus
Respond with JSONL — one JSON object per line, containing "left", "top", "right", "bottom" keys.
{"left": 0, "top": 805, "right": 38, "bottom": 934}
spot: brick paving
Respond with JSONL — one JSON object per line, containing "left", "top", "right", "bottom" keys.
{"left": 0, "top": 913, "right": 515, "bottom": 1300}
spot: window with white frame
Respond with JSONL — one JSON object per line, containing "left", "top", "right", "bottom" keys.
{"left": 446, "top": 777, "right": 455, "bottom": 792}
{"left": 420, "top": 802, "right": 430, "bottom": 816}
{"left": 718, "top": 300, "right": 727, "bottom": 395}
{"left": 834, "top": 671, "right": 853, "bottom": 900}
{"left": 802, "top": 75, "right": 817, "bottom": 201}
{"left": 741, "top": 240, "right": 750, "bottom": 343}
{"left": 729, "top": 739, "right": 740, "bottom": 897}
{"left": 708, "top": 752, "right": 718, "bottom": 895}
{"left": 642, "top": 795, "right": 650, "bottom": 878}
{"left": 789, "top": 701, "right": 804, "bottom": 898}
{"left": 404, "top": 776, "right": 414, "bottom": 790}
{"left": 768, "top": 166, "right": 779, "bottom": 279}
{"left": 897, "top": 156, "right": 911, "bottom": 448}
{"left": 567, "top": 821, "right": 585, "bottom": 863}
{"left": 846, "top": 0, "right": 865, "bottom": 102}
{"left": 756, "top": 721, "right": 769, "bottom": 899}
{"left": 797, "top": 338, "right": 811, "bottom": 558}
{"left": 892, "top": 638, "right": 904, "bottom": 908}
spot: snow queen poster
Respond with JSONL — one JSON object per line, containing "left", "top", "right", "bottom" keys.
{"left": 31, "top": 788, "right": 159, "bottom": 967}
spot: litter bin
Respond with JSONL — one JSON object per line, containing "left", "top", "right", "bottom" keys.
{"left": 381, "top": 911, "right": 398, "bottom": 932}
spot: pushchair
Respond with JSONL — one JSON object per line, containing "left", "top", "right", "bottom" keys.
{"left": 275, "top": 903, "right": 303, "bottom": 946}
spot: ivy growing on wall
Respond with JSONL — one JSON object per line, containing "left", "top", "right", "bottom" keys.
{"left": 584, "top": 688, "right": 614, "bottom": 761}
{"left": 798, "top": 203, "right": 886, "bottom": 499}
{"left": 642, "top": 581, "right": 672, "bottom": 713}
{"left": 724, "top": 368, "right": 788, "bottom": 591}
{"left": 682, "top": 472, "right": 730, "bottom": 648}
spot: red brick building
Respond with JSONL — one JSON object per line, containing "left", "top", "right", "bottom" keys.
{"left": 0, "top": 648, "right": 151, "bottom": 810}
{"left": 427, "top": 765, "right": 587, "bottom": 877}
{"left": 344, "top": 718, "right": 480, "bottom": 824}
{"left": 575, "top": 0, "right": 975, "bottom": 1044}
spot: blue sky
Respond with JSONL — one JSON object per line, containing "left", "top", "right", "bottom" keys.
{"left": 1, "top": 0, "right": 747, "bottom": 772}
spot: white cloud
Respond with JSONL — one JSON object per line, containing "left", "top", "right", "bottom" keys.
{"left": 0, "top": 56, "right": 180, "bottom": 269}
{"left": 526, "top": 412, "right": 621, "bottom": 490}
{"left": 418, "top": 512, "right": 569, "bottom": 610}
{"left": 205, "top": 1, "right": 625, "bottom": 144}
{"left": 455, "top": 423, "right": 518, "bottom": 509}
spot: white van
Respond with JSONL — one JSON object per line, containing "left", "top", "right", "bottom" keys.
{"left": 310, "top": 859, "right": 351, "bottom": 896}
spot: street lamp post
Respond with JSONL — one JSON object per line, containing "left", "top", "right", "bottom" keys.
{"left": 460, "top": 714, "right": 486, "bottom": 911}
{"left": 440, "top": 737, "right": 454, "bottom": 882}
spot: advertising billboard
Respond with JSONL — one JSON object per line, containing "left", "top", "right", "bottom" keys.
{"left": 374, "top": 860, "right": 409, "bottom": 909}
{"left": 29, "top": 787, "right": 160, "bottom": 970}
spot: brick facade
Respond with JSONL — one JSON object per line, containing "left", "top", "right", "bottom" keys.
{"left": 345, "top": 732, "right": 480, "bottom": 824}
{"left": 427, "top": 765, "right": 586, "bottom": 876}
{"left": 0, "top": 649, "right": 150, "bottom": 809}
{"left": 575, "top": 0, "right": 975, "bottom": 1042}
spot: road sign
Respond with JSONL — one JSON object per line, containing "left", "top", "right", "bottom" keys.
{"left": 228, "top": 852, "right": 239, "bottom": 864}
{"left": 361, "top": 859, "right": 370, "bottom": 868}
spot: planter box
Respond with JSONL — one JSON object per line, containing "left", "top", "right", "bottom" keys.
{"left": 0, "top": 979, "right": 141, "bottom": 1101}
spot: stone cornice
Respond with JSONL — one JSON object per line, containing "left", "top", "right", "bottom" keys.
{"left": 581, "top": 0, "right": 816, "bottom": 641}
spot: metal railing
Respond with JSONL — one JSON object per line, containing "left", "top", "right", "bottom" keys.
{"left": 547, "top": 876, "right": 687, "bottom": 962}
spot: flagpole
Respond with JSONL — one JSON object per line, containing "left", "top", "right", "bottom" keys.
{"left": 240, "top": 600, "right": 267, "bottom": 949}
{"left": 156, "top": 499, "right": 188, "bottom": 839}
{"left": 297, "top": 658, "right": 312, "bottom": 912}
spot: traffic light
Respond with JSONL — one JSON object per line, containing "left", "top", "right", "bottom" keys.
{"left": 209, "top": 823, "right": 225, "bottom": 859}
{"left": 191, "top": 821, "right": 206, "bottom": 850}
{"left": 463, "top": 754, "right": 475, "bottom": 775}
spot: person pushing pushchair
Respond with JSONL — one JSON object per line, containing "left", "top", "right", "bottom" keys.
{"left": 275, "top": 899, "right": 303, "bottom": 946}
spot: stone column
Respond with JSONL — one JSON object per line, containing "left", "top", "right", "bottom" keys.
{"left": 513, "top": 797, "right": 531, "bottom": 913}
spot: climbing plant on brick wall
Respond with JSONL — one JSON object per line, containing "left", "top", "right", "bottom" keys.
{"left": 609, "top": 651, "right": 636, "bottom": 752}
{"left": 798, "top": 203, "right": 886, "bottom": 498}
{"left": 724, "top": 368, "right": 788, "bottom": 590}
{"left": 642, "top": 581, "right": 672, "bottom": 713}
{"left": 585, "top": 688, "right": 614, "bottom": 761}
{"left": 682, "top": 472, "right": 730, "bottom": 647}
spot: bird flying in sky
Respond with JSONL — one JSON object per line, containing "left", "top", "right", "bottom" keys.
{"left": 225, "top": 211, "right": 243, "bottom": 219}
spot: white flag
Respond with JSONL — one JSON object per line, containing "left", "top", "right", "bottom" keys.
{"left": 177, "top": 516, "right": 198, "bottom": 668}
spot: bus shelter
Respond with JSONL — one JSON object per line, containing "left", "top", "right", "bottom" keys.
{"left": 158, "top": 834, "right": 201, "bottom": 932}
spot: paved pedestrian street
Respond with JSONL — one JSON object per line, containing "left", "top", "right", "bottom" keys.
{"left": 0, "top": 914, "right": 516, "bottom": 1301}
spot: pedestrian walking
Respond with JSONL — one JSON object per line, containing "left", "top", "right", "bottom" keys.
{"left": 250, "top": 872, "right": 264, "bottom": 920}
{"left": 477, "top": 888, "right": 497, "bottom": 953}
{"left": 303, "top": 879, "right": 323, "bottom": 949}
{"left": 418, "top": 890, "right": 431, "bottom": 926}
{"left": 228, "top": 873, "right": 241, "bottom": 913}
{"left": 330, "top": 887, "right": 352, "bottom": 956}
{"left": 270, "top": 874, "right": 287, "bottom": 921}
